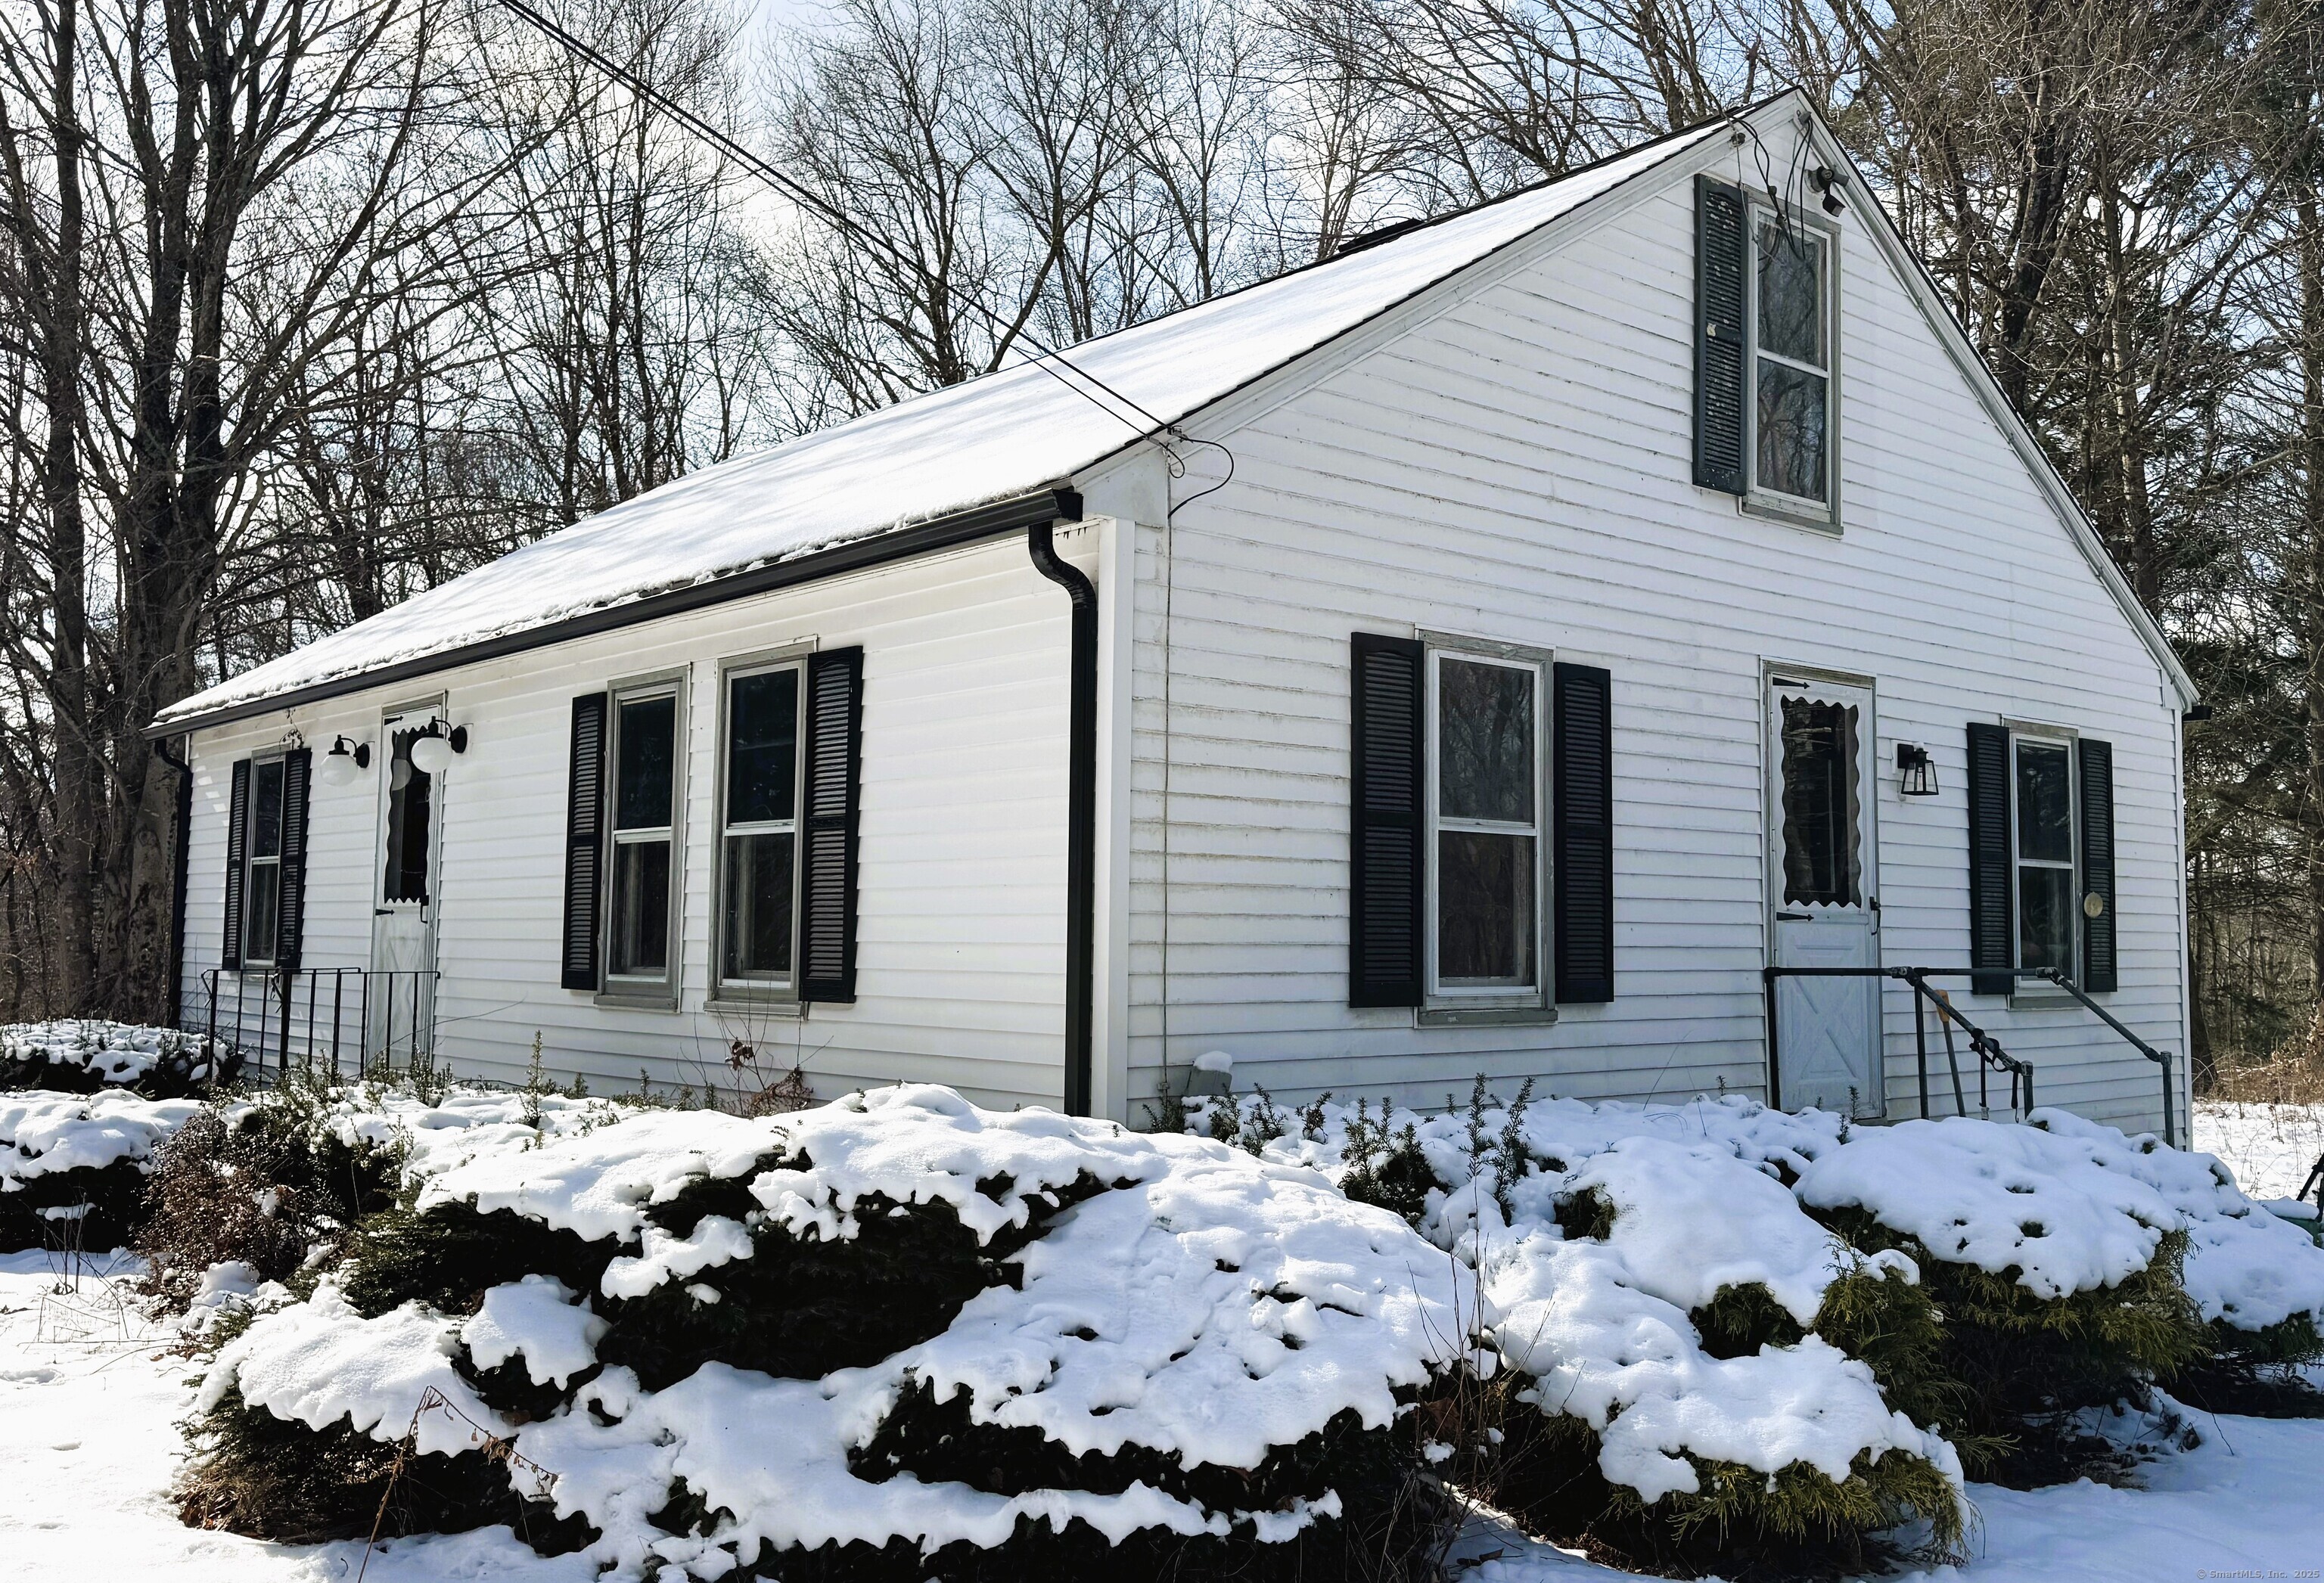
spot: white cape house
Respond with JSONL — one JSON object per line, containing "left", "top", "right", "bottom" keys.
{"left": 151, "top": 94, "right": 2196, "bottom": 1139}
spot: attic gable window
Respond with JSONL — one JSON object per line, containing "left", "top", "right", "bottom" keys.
{"left": 1695, "top": 178, "right": 1840, "bottom": 528}
{"left": 1753, "top": 216, "right": 1832, "bottom": 505}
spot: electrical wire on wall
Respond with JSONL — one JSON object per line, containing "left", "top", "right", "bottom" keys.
{"left": 1153, "top": 435, "right": 1235, "bottom": 1110}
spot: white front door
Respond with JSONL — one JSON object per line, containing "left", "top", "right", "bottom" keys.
{"left": 1766, "top": 675, "right": 1884, "bottom": 1117}
{"left": 369, "top": 709, "right": 440, "bottom": 1064}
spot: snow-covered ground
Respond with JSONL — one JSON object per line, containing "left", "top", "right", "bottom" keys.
{"left": 0, "top": 1249, "right": 590, "bottom": 1582}
{"left": 9, "top": 1259, "right": 2324, "bottom": 1582}
{"left": 2195, "top": 1098, "right": 2324, "bottom": 1206}
{"left": 6, "top": 1097, "right": 2323, "bottom": 1580}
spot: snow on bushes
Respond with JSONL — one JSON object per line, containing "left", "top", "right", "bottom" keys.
{"left": 138, "top": 1077, "right": 629, "bottom": 1311}
{"left": 1, "top": 1088, "right": 202, "bottom": 1249}
{"left": 1795, "top": 1110, "right": 2324, "bottom": 1459}
{"left": 1195, "top": 1085, "right": 1965, "bottom": 1568}
{"left": 0, "top": 1018, "right": 232, "bottom": 1095}
{"left": 1197, "top": 1078, "right": 2324, "bottom": 1560}
{"left": 184, "top": 1085, "right": 1470, "bottom": 1580}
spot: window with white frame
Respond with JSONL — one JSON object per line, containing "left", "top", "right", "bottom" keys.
{"left": 1750, "top": 209, "right": 1835, "bottom": 513}
{"left": 606, "top": 683, "right": 680, "bottom": 988}
{"left": 716, "top": 659, "right": 806, "bottom": 995}
{"left": 2012, "top": 734, "right": 2077, "bottom": 976}
{"left": 242, "top": 756, "right": 287, "bottom": 967}
{"left": 1428, "top": 647, "right": 1546, "bottom": 1000}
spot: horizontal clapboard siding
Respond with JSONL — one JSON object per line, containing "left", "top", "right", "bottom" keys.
{"left": 1119, "top": 118, "right": 2183, "bottom": 1134}
{"left": 182, "top": 535, "right": 1075, "bottom": 1111}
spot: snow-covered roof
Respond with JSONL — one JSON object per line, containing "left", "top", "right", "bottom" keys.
{"left": 155, "top": 122, "right": 1728, "bottom": 731}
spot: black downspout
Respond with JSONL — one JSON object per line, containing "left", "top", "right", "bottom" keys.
{"left": 1026, "top": 509, "right": 1096, "bottom": 1116}
{"left": 154, "top": 734, "right": 193, "bottom": 1031}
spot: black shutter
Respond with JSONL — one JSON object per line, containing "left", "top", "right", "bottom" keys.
{"left": 2078, "top": 737, "right": 2117, "bottom": 994}
{"left": 222, "top": 758, "right": 251, "bottom": 970}
{"left": 275, "top": 748, "right": 312, "bottom": 973}
{"left": 561, "top": 694, "right": 607, "bottom": 992}
{"left": 1966, "top": 722, "right": 2015, "bottom": 996}
{"left": 800, "top": 647, "right": 865, "bottom": 1004}
{"left": 1695, "top": 176, "right": 1749, "bottom": 495}
{"left": 1350, "top": 634, "right": 1424, "bottom": 1007}
{"left": 1553, "top": 663, "right": 1614, "bottom": 1003}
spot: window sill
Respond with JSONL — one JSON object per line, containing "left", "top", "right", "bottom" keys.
{"left": 2007, "top": 991, "right": 2083, "bottom": 1011}
{"left": 1419, "top": 1004, "right": 1560, "bottom": 1028}
{"left": 1740, "top": 494, "right": 1841, "bottom": 535}
{"left": 703, "top": 995, "right": 803, "bottom": 1019}
{"left": 595, "top": 989, "right": 680, "bottom": 1013}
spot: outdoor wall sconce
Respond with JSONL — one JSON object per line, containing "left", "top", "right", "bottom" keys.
{"left": 318, "top": 734, "right": 371, "bottom": 787}
{"left": 408, "top": 716, "right": 469, "bottom": 775}
{"left": 1896, "top": 742, "right": 1937, "bottom": 796}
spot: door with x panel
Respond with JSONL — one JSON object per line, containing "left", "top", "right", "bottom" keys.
{"left": 1766, "top": 675, "right": 1883, "bottom": 1117}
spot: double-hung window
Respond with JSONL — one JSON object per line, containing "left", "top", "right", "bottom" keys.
{"left": 606, "top": 682, "right": 682, "bottom": 993}
{"left": 1427, "top": 646, "right": 1548, "bottom": 1004}
{"left": 1749, "top": 210, "right": 1835, "bottom": 515}
{"left": 242, "top": 756, "right": 287, "bottom": 967}
{"left": 2011, "top": 733, "right": 2077, "bottom": 978}
{"left": 716, "top": 658, "right": 806, "bottom": 998}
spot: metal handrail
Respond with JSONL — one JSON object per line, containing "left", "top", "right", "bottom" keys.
{"left": 192, "top": 966, "right": 439, "bottom": 1085}
{"left": 2018, "top": 967, "right": 2180, "bottom": 1149}
{"left": 1763, "top": 962, "right": 2183, "bottom": 1146}
{"left": 1765, "top": 964, "right": 2035, "bottom": 1122}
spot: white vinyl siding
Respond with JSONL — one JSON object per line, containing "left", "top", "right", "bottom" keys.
{"left": 1113, "top": 115, "right": 2184, "bottom": 1134}
{"left": 179, "top": 535, "right": 1079, "bottom": 1111}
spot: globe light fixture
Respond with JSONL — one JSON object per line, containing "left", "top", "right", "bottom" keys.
{"left": 318, "top": 734, "right": 371, "bottom": 787}
{"left": 409, "top": 717, "right": 468, "bottom": 776}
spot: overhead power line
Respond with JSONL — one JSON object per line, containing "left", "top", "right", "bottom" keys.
{"left": 489, "top": 0, "right": 1184, "bottom": 446}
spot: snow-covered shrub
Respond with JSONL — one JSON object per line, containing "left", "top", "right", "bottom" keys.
{"left": 140, "top": 1077, "right": 634, "bottom": 1312}
{"left": 1196, "top": 1085, "right": 1968, "bottom": 1571}
{"left": 1792, "top": 1111, "right": 2307, "bottom": 1476}
{"left": 2027, "top": 1110, "right": 2324, "bottom": 1398}
{"left": 1210, "top": 1082, "right": 2324, "bottom": 1504}
{"left": 184, "top": 1085, "right": 1468, "bottom": 1581}
{"left": 0, "top": 1018, "right": 234, "bottom": 1096}
{"left": 0, "top": 1088, "right": 202, "bottom": 1249}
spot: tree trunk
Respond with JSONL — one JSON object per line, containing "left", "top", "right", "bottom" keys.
{"left": 2303, "top": 175, "right": 2324, "bottom": 995}
{"left": 38, "top": 0, "right": 99, "bottom": 1016}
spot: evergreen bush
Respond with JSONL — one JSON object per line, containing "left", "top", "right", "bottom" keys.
{"left": 0, "top": 1154, "right": 148, "bottom": 1251}
{"left": 1807, "top": 1206, "right": 2211, "bottom": 1482}
{"left": 182, "top": 1097, "right": 1455, "bottom": 1578}
{"left": 0, "top": 1020, "right": 235, "bottom": 1097}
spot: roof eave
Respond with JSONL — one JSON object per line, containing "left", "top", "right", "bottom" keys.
{"left": 147, "top": 485, "right": 1085, "bottom": 739}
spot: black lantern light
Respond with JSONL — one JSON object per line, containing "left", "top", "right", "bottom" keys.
{"left": 1896, "top": 741, "right": 1937, "bottom": 796}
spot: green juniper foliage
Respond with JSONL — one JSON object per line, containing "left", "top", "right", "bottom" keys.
{"left": 0, "top": 1153, "right": 148, "bottom": 1251}
{"left": 1338, "top": 1098, "right": 1436, "bottom": 1224}
{"left": 176, "top": 1386, "right": 589, "bottom": 1550}
{"left": 182, "top": 1137, "right": 1449, "bottom": 1575}
{"left": 1807, "top": 1206, "right": 2211, "bottom": 1482}
{"left": 1487, "top": 1409, "right": 1962, "bottom": 1579}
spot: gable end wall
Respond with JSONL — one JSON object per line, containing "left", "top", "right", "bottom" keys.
{"left": 1123, "top": 141, "right": 2186, "bottom": 1134}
